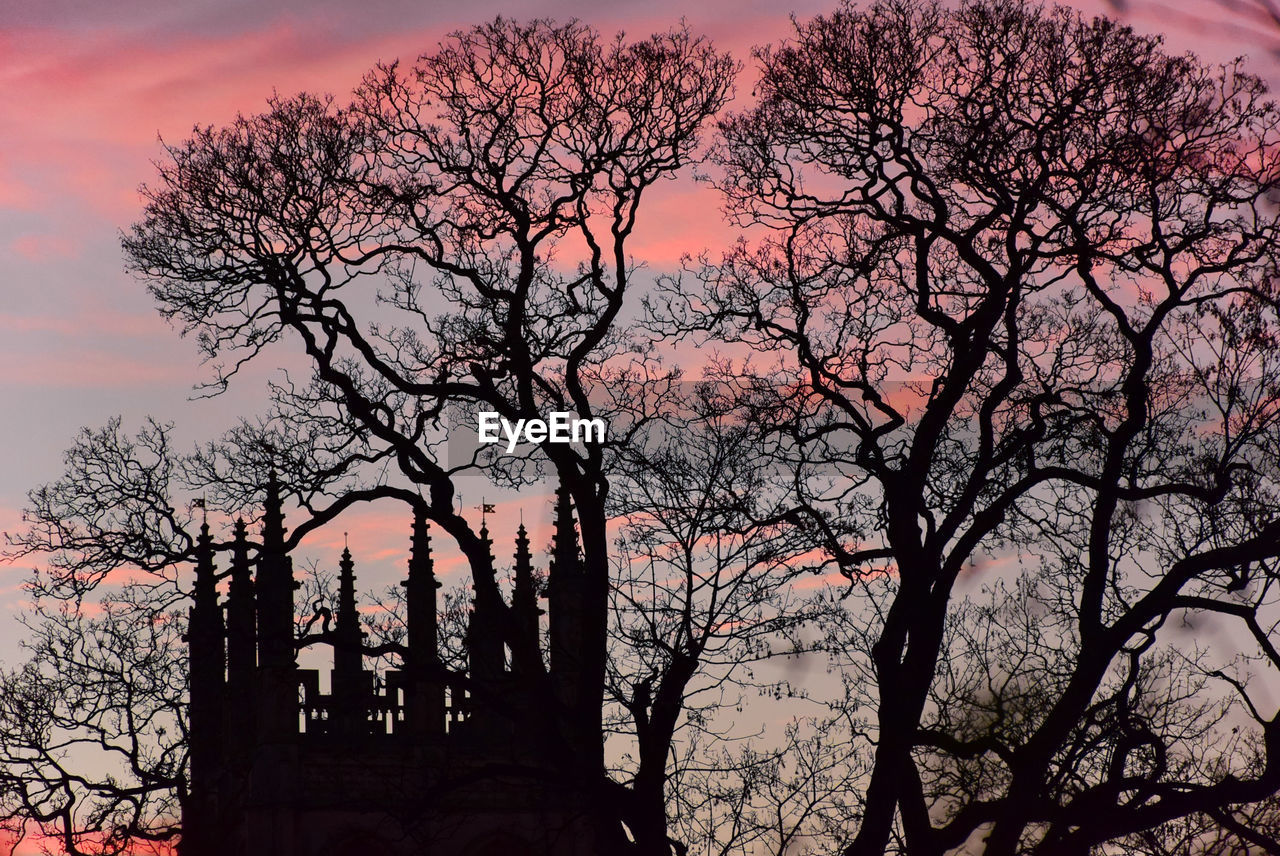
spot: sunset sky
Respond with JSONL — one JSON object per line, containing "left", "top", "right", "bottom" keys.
{"left": 2, "top": 0, "right": 1277, "bottom": 614}
{"left": 1, "top": 0, "right": 1278, "bottom": 742}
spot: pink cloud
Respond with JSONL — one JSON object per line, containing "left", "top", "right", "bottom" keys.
{"left": 0, "top": 833, "right": 43, "bottom": 856}
{"left": 627, "top": 183, "right": 741, "bottom": 269}
{"left": 0, "top": 349, "right": 192, "bottom": 388}
{"left": 0, "top": 313, "right": 80, "bottom": 336}
{"left": 0, "top": 169, "right": 36, "bottom": 211}
{"left": 0, "top": 304, "right": 172, "bottom": 340}
{"left": 10, "top": 233, "right": 79, "bottom": 260}
{"left": 0, "top": 504, "right": 32, "bottom": 599}
{"left": 0, "top": 21, "right": 455, "bottom": 230}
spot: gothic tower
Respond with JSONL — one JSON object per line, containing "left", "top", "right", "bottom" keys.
{"left": 182, "top": 477, "right": 594, "bottom": 856}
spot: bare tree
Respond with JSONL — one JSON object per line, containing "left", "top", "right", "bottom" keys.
{"left": 662, "top": 0, "right": 1280, "bottom": 853}
{"left": 0, "top": 584, "right": 186, "bottom": 856}
{"left": 0, "top": 421, "right": 192, "bottom": 856}
{"left": 15, "top": 3, "right": 1280, "bottom": 855}
{"left": 5, "top": 15, "right": 739, "bottom": 856}
{"left": 603, "top": 383, "right": 854, "bottom": 853}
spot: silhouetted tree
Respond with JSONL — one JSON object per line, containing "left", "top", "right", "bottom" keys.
{"left": 0, "top": 561, "right": 186, "bottom": 856}
{"left": 11, "top": 3, "right": 1280, "bottom": 855}
{"left": 662, "top": 0, "right": 1280, "bottom": 854}
{"left": 0, "top": 420, "right": 195, "bottom": 855}
{"left": 7, "top": 15, "right": 749, "bottom": 856}
{"left": 124, "top": 18, "right": 732, "bottom": 804}
{"left": 604, "top": 384, "right": 850, "bottom": 853}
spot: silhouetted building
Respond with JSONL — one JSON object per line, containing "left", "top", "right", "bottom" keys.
{"left": 181, "top": 474, "right": 594, "bottom": 856}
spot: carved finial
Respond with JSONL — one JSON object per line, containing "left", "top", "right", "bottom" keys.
{"left": 336, "top": 544, "right": 359, "bottom": 633}
{"left": 194, "top": 516, "right": 217, "bottom": 595}
{"left": 514, "top": 521, "right": 531, "bottom": 562}
{"left": 406, "top": 507, "right": 438, "bottom": 589}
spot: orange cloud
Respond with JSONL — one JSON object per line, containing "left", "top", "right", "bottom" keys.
{"left": 0, "top": 830, "right": 176, "bottom": 856}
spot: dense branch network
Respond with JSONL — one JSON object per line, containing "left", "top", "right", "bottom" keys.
{"left": 5, "top": 3, "right": 1280, "bottom": 855}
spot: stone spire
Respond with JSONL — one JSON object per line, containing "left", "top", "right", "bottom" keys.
{"left": 333, "top": 545, "right": 363, "bottom": 675}
{"left": 186, "top": 517, "right": 225, "bottom": 856}
{"left": 256, "top": 471, "right": 296, "bottom": 670}
{"left": 226, "top": 518, "right": 256, "bottom": 683}
{"left": 403, "top": 507, "right": 444, "bottom": 736}
{"left": 510, "top": 521, "right": 543, "bottom": 676}
{"left": 192, "top": 519, "right": 222, "bottom": 625}
{"left": 224, "top": 517, "right": 256, "bottom": 763}
{"left": 255, "top": 470, "right": 297, "bottom": 742}
{"left": 404, "top": 508, "right": 440, "bottom": 661}
{"left": 467, "top": 513, "right": 506, "bottom": 685}
{"left": 188, "top": 519, "right": 225, "bottom": 740}
{"left": 262, "top": 471, "right": 285, "bottom": 543}
{"left": 479, "top": 516, "right": 493, "bottom": 561}
{"left": 547, "top": 485, "right": 584, "bottom": 708}
{"left": 550, "top": 486, "right": 582, "bottom": 580}
{"left": 330, "top": 543, "right": 368, "bottom": 737}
